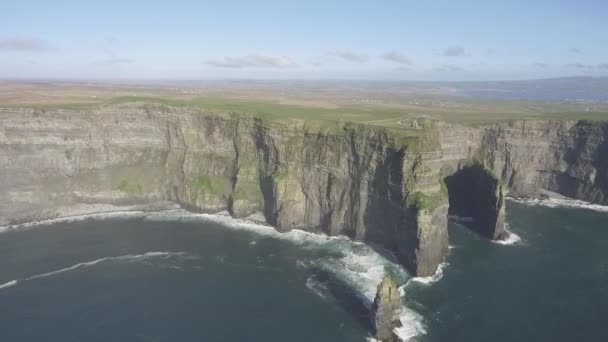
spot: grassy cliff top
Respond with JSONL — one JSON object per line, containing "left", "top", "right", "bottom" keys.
{"left": 1, "top": 81, "right": 607, "bottom": 126}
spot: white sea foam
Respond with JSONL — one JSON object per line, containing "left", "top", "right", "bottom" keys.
{"left": 143, "top": 209, "right": 346, "bottom": 247}
{"left": 309, "top": 244, "right": 427, "bottom": 341}
{"left": 0, "top": 211, "right": 149, "bottom": 234}
{"left": 0, "top": 202, "right": 181, "bottom": 234}
{"left": 410, "top": 262, "right": 449, "bottom": 286}
{"left": 509, "top": 197, "right": 608, "bottom": 213}
{"left": 0, "top": 280, "right": 18, "bottom": 289}
{"left": 0, "top": 252, "right": 187, "bottom": 291}
{"left": 305, "top": 275, "right": 332, "bottom": 300}
{"left": 395, "top": 309, "right": 427, "bottom": 341}
{"left": 492, "top": 230, "right": 522, "bottom": 245}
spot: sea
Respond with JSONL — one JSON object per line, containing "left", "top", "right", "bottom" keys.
{"left": 0, "top": 199, "right": 607, "bottom": 342}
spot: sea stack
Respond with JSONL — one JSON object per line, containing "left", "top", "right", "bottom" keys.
{"left": 371, "top": 275, "right": 402, "bottom": 342}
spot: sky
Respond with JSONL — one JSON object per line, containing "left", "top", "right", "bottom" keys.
{"left": 1, "top": 0, "right": 607, "bottom": 81}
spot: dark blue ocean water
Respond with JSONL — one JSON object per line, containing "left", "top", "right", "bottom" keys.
{"left": 0, "top": 201, "right": 607, "bottom": 342}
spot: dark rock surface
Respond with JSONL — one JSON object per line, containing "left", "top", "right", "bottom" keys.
{"left": 445, "top": 164, "right": 507, "bottom": 240}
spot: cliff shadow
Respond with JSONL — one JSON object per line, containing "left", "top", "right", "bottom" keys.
{"left": 310, "top": 269, "right": 373, "bottom": 333}
{"left": 362, "top": 148, "right": 405, "bottom": 252}
{"left": 444, "top": 164, "right": 506, "bottom": 240}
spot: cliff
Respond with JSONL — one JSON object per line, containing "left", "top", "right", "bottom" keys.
{"left": 440, "top": 120, "right": 608, "bottom": 203}
{"left": 1, "top": 104, "right": 607, "bottom": 277}
{"left": 0, "top": 104, "right": 447, "bottom": 276}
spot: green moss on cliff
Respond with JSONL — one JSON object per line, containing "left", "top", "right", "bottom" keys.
{"left": 440, "top": 178, "right": 448, "bottom": 196}
{"left": 467, "top": 148, "right": 500, "bottom": 182}
{"left": 114, "top": 179, "right": 144, "bottom": 194}
{"left": 233, "top": 181, "right": 262, "bottom": 201}
{"left": 115, "top": 179, "right": 129, "bottom": 192}
{"left": 411, "top": 191, "right": 433, "bottom": 210}
{"left": 193, "top": 175, "right": 225, "bottom": 196}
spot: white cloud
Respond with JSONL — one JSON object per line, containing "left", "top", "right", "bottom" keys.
{"left": 0, "top": 36, "right": 53, "bottom": 51}
{"left": 206, "top": 54, "right": 297, "bottom": 68}
{"left": 565, "top": 63, "right": 587, "bottom": 69}
{"left": 442, "top": 46, "right": 465, "bottom": 57}
{"left": 381, "top": 51, "right": 412, "bottom": 65}
{"left": 327, "top": 50, "right": 369, "bottom": 62}
{"left": 434, "top": 64, "right": 465, "bottom": 72}
{"left": 97, "top": 58, "right": 133, "bottom": 66}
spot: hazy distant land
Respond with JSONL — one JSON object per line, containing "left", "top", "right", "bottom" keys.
{"left": 1, "top": 77, "right": 607, "bottom": 126}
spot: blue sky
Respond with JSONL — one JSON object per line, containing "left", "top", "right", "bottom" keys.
{"left": 1, "top": 0, "right": 607, "bottom": 80}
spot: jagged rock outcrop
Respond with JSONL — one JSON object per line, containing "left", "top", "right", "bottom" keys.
{"left": 371, "top": 275, "right": 402, "bottom": 342}
{"left": 1, "top": 104, "right": 607, "bottom": 277}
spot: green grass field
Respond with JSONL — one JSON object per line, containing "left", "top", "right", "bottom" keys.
{"left": 3, "top": 89, "right": 607, "bottom": 127}
{"left": 102, "top": 95, "right": 608, "bottom": 127}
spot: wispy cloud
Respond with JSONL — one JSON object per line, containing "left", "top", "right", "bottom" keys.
{"left": 96, "top": 38, "right": 132, "bottom": 66}
{"left": 206, "top": 54, "right": 297, "bottom": 68}
{"left": 310, "top": 56, "right": 326, "bottom": 67}
{"left": 104, "top": 35, "right": 121, "bottom": 46}
{"left": 381, "top": 51, "right": 412, "bottom": 65}
{"left": 434, "top": 65, "right": 464, "bottom": 72}
{"left": 0, "top": 36, "right": 53, "bottom": 51}
{"left": 569, "top": 47, "right": 581, "bottom": 54}
{"left": 442, "top": 46, "right": 465, "bottom": 57}
{"left": 565, "top": 63, "right": 587, "bottom": 69}
{"left": 96, "top": 58, "right": 133, "bottom": 66}
{"left": 327, "top": 50, "right": 368, "bottom": 63}
{"left": 532, "top": 62, "right": 549, "bottom": 68}
{"left": 564, "top": 63, "right": 608, "bottom": 70}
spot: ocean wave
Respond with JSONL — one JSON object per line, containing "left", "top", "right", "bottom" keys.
{"left": 492, "top": 230, "right": 522, "bottom": 246}
{"left": 0, "top": 210, "right": 151, "bottom": 234}
{"left": 410, "top": 262, "right": 449, "bottom": 286}
{"left": 0, "top": 207, "right": 428, "bottom": 340}
{"left": 308, "top": 244, "right": 426, "bottom": 341}
{"left": 509, "top": 197, "right": 608, "bottom": 213}
{"left": 305, "top": 275, "right": 332, "bottom": 300}
{"left": 0, "top": 251, "right": 187, "bottom": 291}
{"left": 0, "top": 280, "right": 17, "bottom": 290}
{"left": 395, "top": 309, "right": 427, "bottom": 341}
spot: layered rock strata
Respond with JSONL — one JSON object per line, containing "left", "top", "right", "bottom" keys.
{"left": 1, "top": 104, "right": 607, "bottom": 276}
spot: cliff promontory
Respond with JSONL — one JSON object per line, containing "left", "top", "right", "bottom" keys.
{"left": 1, "top": 104, "right": 607, "bottom": 276}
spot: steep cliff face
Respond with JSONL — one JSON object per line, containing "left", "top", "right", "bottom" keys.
{"left": 0, "top": 105, "right": 445, "bottom": 276}
{"left": 2, "top": 105, "right": 606, "bottom": 277}
{"left": 439, "top": 120, "right": 608, "bottom": 204}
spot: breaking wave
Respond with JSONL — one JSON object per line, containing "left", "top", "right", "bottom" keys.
{"left": 509, "top": 197, "right": 608, "bottom": 213}
{"left": 0, "top": 210, "right": 153, "bottom": 234}
{"left": 0, "top": 251, "right": 189, "bottom": 291}
{"left": 492, "top": 229, "right": 522, "bottom": 246}
{"left": 0, "top": 280, "right": 17, "bottom": 290}
{"left": 410, "top": 262, "right": 449, "bottom": 285}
